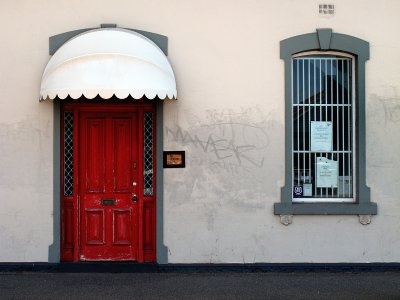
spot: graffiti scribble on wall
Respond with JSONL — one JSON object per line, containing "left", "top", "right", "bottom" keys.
{"left": 166, "top": 107, "right": 269, "bottom": 174}
{"left": 164, "top": 106, "right": 283, "bottom": 209}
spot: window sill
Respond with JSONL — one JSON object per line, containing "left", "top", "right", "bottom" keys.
{"left": 273, "top": 202, "right": 377, "bottom": 215}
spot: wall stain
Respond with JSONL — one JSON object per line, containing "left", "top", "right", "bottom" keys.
{"left": 0, "top": 115, "right": 51, "bottom": 192}
{"left": 367, "top": 88, "right": 400, "bottom": 196}
{"left": 165, "top": 106, "right": 283, "bottom": 210}
{"left": 369, "top": 87, "right": 400, "bottom": 125}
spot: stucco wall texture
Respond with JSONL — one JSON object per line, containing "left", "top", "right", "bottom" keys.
{"left": 0, "top": 0, "right": 399, "bottom": 262}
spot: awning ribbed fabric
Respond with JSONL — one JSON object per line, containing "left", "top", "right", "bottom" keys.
{"left": 40, "top": 28, "right": 177, "bottom": 101}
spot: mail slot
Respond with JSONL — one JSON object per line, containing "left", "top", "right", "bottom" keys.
{"left": 101, "top": 198, "right": 116, "bottom": 206}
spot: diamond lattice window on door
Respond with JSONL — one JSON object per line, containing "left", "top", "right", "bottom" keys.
{"left": 143, "top": 112, "right": 154, "bottom": 196}
{"left": 64, "top": 111, "right": 74, "bottom": 196}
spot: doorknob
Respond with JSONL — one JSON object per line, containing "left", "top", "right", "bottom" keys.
{"left": 132, "top": 195, "right": 138, "bottom": 202}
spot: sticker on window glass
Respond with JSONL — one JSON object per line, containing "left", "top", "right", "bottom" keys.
{"left": 293, "top": 185, "right": 303, "bottom": 197}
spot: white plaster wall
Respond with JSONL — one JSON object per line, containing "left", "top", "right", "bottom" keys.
{"left": 0, "top": 0, "right": 399, "bottom": 262}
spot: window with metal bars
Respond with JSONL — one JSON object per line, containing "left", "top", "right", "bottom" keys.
{"left": 274, "top": 29, "right": 377, "bottom": 217}
{"left": 292, "top": 54, "right": 354, "bottom": 202}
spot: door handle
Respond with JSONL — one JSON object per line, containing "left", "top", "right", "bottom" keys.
{"left": 132, "top": 195, "right": 138, "bottom": 202}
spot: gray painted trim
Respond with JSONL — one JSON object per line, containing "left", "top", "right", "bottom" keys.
{"left": 49, "top": 28, "right": 95, "bottom": 55}
{"left": 156, "top": 101, "right": 168, "bottom": 263}
{"left": 274, "top": 203, "right": 377, "bottom": 215}
{"left": 130, "top": 29, "right": 168, "bottom": 56}
{"left": 100, "top": 24, "right": 117, "bottom": 28}
{"left": 49, "top": 25, "right": 168, "bottom": 55}
{"left": 48, "top": 101, "right": 61, "bottom": 262}
{"left": 317, "top": 29, "right": 332, "bottom": 50}
{"left": 275, "top": 29, "right": 377, "bottom": 215}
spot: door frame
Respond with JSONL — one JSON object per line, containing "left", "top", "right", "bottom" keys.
{"left": 57, "top": 101, "right": 165, "bottom": 263}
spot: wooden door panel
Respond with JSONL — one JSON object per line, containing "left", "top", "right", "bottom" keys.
{"left": 113, "top": 209, "right": 132, "bottom": 245}
{"left": 62, "top": 202, "right": 74, "bottom": 248}
{"left": 143, "top": 203, "right": 154, "bottom": 250}
{"left": 85, "top": 209, "right": 105, "bottom": 245}
{"left": 85, "top": 118, "right": 106, "bottom": 193}
{"left": 113, "top": 118, "right": 132, "bottom": 192}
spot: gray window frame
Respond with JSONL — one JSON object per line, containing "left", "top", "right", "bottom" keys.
{"left": 274, "top": 29, "right": 377, "bottom": 216}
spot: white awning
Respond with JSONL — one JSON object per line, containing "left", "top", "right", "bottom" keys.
{"left": 40, "top": 28, "right": 177, "bottom": 100}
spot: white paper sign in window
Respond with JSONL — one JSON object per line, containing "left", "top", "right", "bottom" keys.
{"left": 311, "top": 121, "right": 333, "bottom": 151}
{"left": 316, "top": 157, "right": 338, "bottom": 188}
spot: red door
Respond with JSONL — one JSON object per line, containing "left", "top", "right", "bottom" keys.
{"left": 79, "top": 112, "right": 139, "bottom": 261}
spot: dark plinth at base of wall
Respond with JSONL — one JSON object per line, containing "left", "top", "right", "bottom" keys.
{"left": 0, "top": 263, "right": 400, "bottom": 273}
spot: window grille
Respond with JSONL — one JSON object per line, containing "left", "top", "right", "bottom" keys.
{"left": 292, "top": 55, "right": 354, "bottom": 202}
{"left": 64, "top": 111, "right": 74, "bottom": 196}
{"left": 143, "top": 112, "right": 154, "bottom": 196}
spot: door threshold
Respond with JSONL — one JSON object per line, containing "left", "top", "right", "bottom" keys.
{"left": 59, "top": 262, "right": 158, "bottom": 273}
